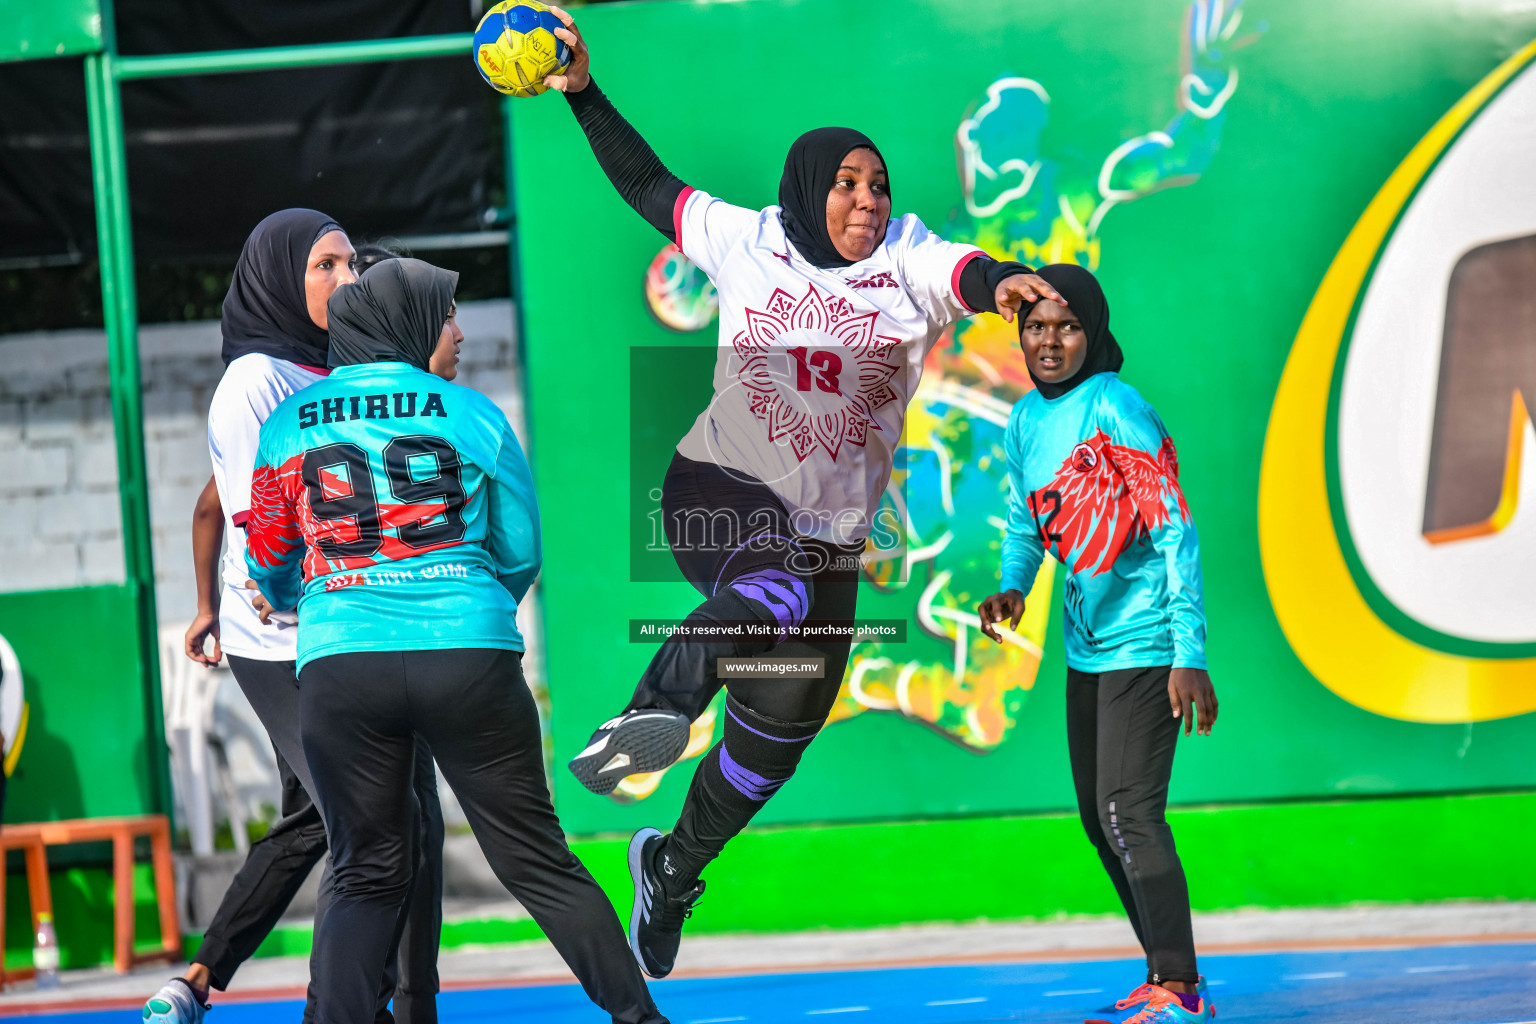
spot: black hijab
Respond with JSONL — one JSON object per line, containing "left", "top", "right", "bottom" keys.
{"left": 220, "top": 208, "right": 344, "bottom": 367}
{"left": 778, "top": 127, "right": 888, "bottom": 269}
{"left": 326, "top": 258, "right": 458, "bottom": 372}
{"left": 1019, "top": 263, "right": 1125, "bottom": 400}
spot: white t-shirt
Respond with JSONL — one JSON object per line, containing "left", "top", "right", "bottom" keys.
{"left": 672, "top": 188, "right": 984, "bottom": 544}
{"left": 207, "top": 352, "right": 327, "bottom": 660}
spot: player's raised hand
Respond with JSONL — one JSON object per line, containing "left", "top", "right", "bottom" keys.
{"left": 978, "top": 589, "right": 1026, "bottom": 643}
{"left": 543, "top": 6, "right": 590, "bottom": 94}
{"left": 1169, "top": 667, "right": 1218, "bottom": 736}
{"left": 995, "top": 273, "right": 1066, "bottom": 323}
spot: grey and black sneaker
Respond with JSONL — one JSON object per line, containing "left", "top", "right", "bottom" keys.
{"left": 628, "top": 827, "right": 704, "bottom": 979}
{"left": 568, "top": 709, "right": 691, "bottom": 795}
{"left": 143, "top": 978, "right": 209, "bottom": 1023}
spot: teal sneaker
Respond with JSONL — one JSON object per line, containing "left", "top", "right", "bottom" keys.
{"left": 1198, "top": 976, "right": 1214, "bottom": 1016}
{"left": 143, "top": 978, "right": 208, "bottom": 1023}
{"left": 1085, "top": 979, "right": 1213, "bottom": 1023}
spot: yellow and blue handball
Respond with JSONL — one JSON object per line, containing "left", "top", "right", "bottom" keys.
{"left": 473, "top": 0, "right": 570, "bottom": 97}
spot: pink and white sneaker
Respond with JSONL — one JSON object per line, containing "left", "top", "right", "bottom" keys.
{"left": 1085, "top": 978, "right": 1214, "bottom": 1023}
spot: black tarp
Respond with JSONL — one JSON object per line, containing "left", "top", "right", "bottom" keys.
{"left": 0, "top": 0, "right": 497, "bottom": 264}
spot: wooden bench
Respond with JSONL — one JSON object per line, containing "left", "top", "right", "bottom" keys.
{"left": 0, "top": 814, "right": 181, "bottom": 985}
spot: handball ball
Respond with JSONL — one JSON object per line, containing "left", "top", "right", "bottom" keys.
{"left": 473, "top": 0, "right": 570, "bottom": 98}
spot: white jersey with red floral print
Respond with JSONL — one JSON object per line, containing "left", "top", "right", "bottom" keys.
{"left": 671, "top": 188, "right": 984, "bottom": 544}
{"left": 208, "top": 352, "right": 328, "bottom": 660}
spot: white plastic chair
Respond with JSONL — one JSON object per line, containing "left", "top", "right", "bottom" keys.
{"left": 0, "top": 632, "right": 28, "bottom": 778}
{"left": 159, "top": 626, "right": 248, "bottom": 856}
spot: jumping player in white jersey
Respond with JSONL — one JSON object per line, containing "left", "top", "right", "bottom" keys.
{"left": 146, "top": 216, "right": 442, "bottom": 1024}
{"left": 541, "top": 8, "right": 1065, "bottom": 979}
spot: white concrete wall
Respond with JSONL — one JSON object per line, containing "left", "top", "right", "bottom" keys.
{"left": 0, "top": 300, "right": 540, "bottom": 832}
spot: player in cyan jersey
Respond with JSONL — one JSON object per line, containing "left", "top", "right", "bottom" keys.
{"left": 539, "top": 7, "right": 1069, "bottom": 979}
{"left": 147, "top": 217, "right": 443, "bottom": 1024}
{"left": 978, "top": 264, "right": 1218, "bottom": 1024}
{"left": 244, "top": 258, "right": 668, "bottom": 1024}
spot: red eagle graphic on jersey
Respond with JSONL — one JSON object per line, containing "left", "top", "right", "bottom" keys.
{"left": 246, "top": 454, "right": 305, "bottom": 571}
{"left": 1029, "top": 430, "right": 1189, "bottom": 576}
{"left": 732, "top": 283, "right": 903, "bottom": 461}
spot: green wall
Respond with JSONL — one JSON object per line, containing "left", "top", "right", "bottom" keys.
{"left": 511, "top": 0, "right": 1536, "bottom": 837}
{"left": 0, "top": 587, "right": 157, "bottom": 824}
{"left": 644, "top": 791, "right": 1526, "bottom": 933}
{"left": 185, "top": 789, "right": 1525, "bottom": 960}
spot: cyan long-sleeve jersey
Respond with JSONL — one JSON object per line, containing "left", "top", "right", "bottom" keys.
{"left": 244, "top": 361, "right": 541, "bottom": 671}
{"left": 1000, "top": 372, "right": 1207, "bottom": 671}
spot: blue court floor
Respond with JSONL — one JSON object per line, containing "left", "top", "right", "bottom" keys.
{"left": 14, "top": 940, "right": 1534, "bottom": 1022}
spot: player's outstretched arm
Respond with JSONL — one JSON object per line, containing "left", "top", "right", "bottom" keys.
{"left": 1106, "top": 408, "right": 1215, "bottom": 734}
{"left": 242, "top": 436, "right": 304, "bottom": 618}
{"left": 486, "top": 419, "right": 543, "bottom": 607}
{"left": 975, "top": 409, "right": 1042, "bottom": 642}
{"left": 996, "top": 407, "right": 1047, "bottom": 608}
{"left": 542, "top": 6, "right": 688, "bottom": 243}
{"left": 896, "top": 223, "right": 1063, "bottom": 323}
{"left": 185, "top": 474, "right": 224, "bottom": 666}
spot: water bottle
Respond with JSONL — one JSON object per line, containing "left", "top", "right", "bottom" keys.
{"left": 33, "top": 912, "right": 60, "bottom": 989}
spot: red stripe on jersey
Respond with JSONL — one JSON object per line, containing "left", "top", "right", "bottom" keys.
{"left": 951, "top": 249, "right": 986, "bottom": 313}
{"left": 298, "top": 501, "right": 478, "bottom": 579}
{"left": 231, "top": 510, "right": 250, "bottom": 529}
{"left": 673, "top": 186, "right": 697, "bottom": 254}
{"left": 294, "top": 363, "right": 331, "bottom": 377}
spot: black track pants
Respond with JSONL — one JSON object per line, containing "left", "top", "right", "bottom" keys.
{"left": 300, "top": 648, "right": 666, "bottom": 1024}
{"left": 1066, "top": 664, "right": 1198, "bottom": 985}
{"left": 215, "top": 656, "right": 443, "bottom": 1021}
{"left": 630, "top": 452, "right": 862, "bottom": 723}
{"left": 628, "top": 454, "right": 862, "bottom": 877}
{"left": 189, "top": 706, "right": 327, "bottom": 992}
{"left": 393, "top": 737, "right": 444, "bottom": 1024}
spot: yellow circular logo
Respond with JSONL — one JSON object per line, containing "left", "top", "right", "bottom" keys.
{"left": 1259, "top": 40, "right": 1536, "bottom": 722}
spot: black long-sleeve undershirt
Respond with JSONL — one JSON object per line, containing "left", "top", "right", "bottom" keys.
{"left": 960, "top": 256, "right": 1033, "bottom": 316}
{"left": 565, "top": 78, "right": 686, "bottom": 241}
{"left": 564, "top": 79, "right": 1032, "bottom": 314}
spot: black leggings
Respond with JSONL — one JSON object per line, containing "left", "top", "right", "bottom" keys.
{"left": 1067, "top": 664, "right": 1197, "bottom": 985}
{"left": 630, "top": 453, "right": 862, "bottom": 878}
{"left": 300, "top": 648, "right": 664, "bottom": 1024}
{"left": 219, "top": 656, "right": 443, "bottom": 1023}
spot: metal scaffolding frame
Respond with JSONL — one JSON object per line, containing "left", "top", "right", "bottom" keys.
{"left": 69, "top": 3, "right": 517, "bottom": 825}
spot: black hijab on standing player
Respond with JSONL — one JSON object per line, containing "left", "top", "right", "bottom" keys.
{"left": 778, "top": 126, "right": 888, "bottom": 270}
{"left": 353, "top": 241, "right": 403, "bottom": 274}
{"left": 326, "top": 258, "right": 458, "bottom": 371}
{"left": 1018, "top": 263, "right": 1125, "bottom": 400}
{"left": 220, "top": 208, "right": 343, "bottom": 368}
